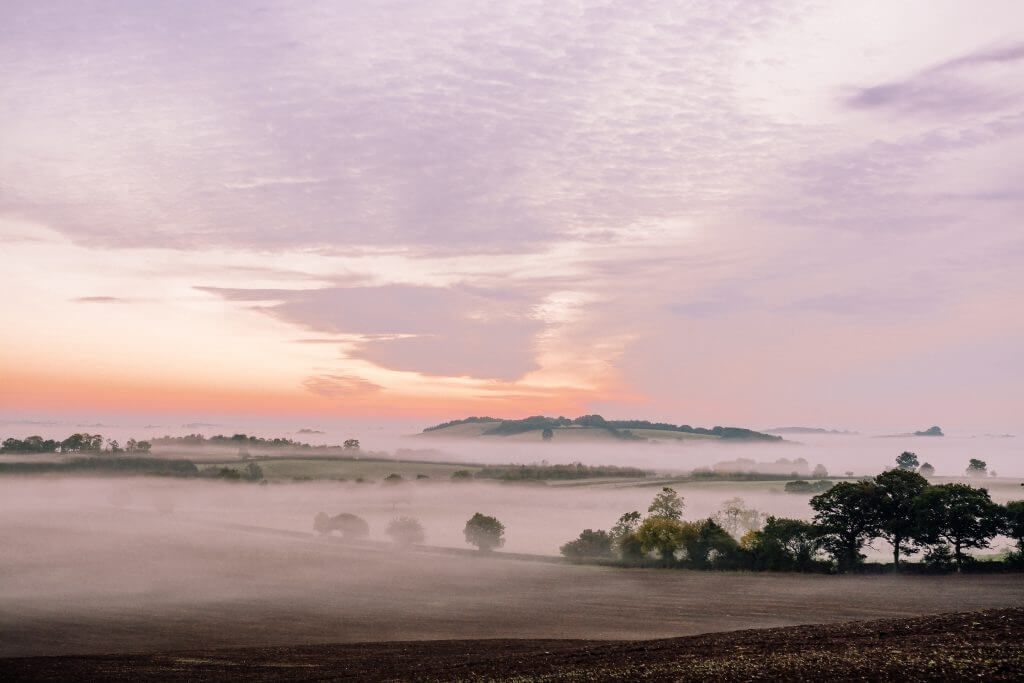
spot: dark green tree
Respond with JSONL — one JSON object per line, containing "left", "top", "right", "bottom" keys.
{"left": 744, "top": 517, "right": 823, "bottom": 571}
{"left": 1003, "top": 501, "right": 1024, "bottom": 554}
{"left": 872, "top": 468, "right": 928, "bottom": 567}
{"left": 463, "top": 512, "right": 505, "bottom": 552}
{"left": 895, "top": 451, "right": 919, "bottom": 471}
{"left": 684, "top": 518, "right": 738, "bottom": 568}
{"left": 541, "top": 427, "right": 554, "bottom": 441}
{"left": 914, "top": 484, "right": 1001, "bottom": 570}
{"left": 918, "top": 462, "right": 935, "bottom": 477}
{"left": 560, "top": 529, "right": 614, "bottom": 559}
{"left": 965, "top": 459, "right": 987, "bottom": 477}
{"left": 810, "top": 481, "right": 880, "bottom": 571}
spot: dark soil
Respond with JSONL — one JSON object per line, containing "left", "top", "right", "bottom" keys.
{"left": 3, "top": 608, "right": 1022, "bottom": 681}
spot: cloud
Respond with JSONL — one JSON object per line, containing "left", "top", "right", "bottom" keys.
{"left": 201, "top": 284, "right": 545, "bottom": 381}
{"left": 846, "top": 43, "right": 1024, "bottom": 115}
{"left": 0, "top": 0, "right": 798, "bottom": 252}
{"left": 301, "top": 374, "right": 382, "bottom": 397}
{"left": 71, "top": 296, "right": 126, "bottom": 303}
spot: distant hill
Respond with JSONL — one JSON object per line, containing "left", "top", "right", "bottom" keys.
{"left": 420, "top": 415, "right": 783, "bottom": 442}
{"left": 876, "top": 425, "right": 945, "bottom": 438}
{"left": 765, "top": 427, "right": 858, "bottom": 435}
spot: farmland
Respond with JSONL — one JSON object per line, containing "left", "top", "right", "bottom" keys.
{"left": 4, "top": 609, "right": 1022, "bottom": 681}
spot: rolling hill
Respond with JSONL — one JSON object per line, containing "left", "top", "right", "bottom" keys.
{"left": 419, "top": 415, "right": 782, "bottom": 443}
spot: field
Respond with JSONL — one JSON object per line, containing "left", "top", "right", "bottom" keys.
{"left": 1, "top": 490, "right": 1022, "bottom": 659}
{"left": 4, "top": 609, "right": 1022, "bottom": 681}
{"left": 205, "top": 455, "right": 478, "bottom": 482}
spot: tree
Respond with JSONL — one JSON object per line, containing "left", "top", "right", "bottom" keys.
{"left": 451, "top": 469, "right": 472, "bottom": 480}
{"left": 744, "top": 517, "right": 823, "bottom": 571}
{"left": 1003, "top": 501, "right": 1024, "bottom": 554}
{"left": 810, "top": 481, "right": 880, "bottom": 571}
{"left": 895, "top": 451, "right": 919, "bottom": 471}
{"left": 914, "top": 484, "right": 1002, "bottom": 570}
{"left": 714, "top": 497, "right": 763, "bottom": 537}
{"left": 541, "top": 427, "right": 554, "bottom": 441}
{"left": 386, "top": 516, "right": 425, "bottom": 547}
{"left": 684, "top": 519, "right": 738, "bottom": 568}
{"left": 314, "top": 512, "right": 369, "bottom": 539}
{"left": 647, "top": 487, "right": 684, "bottom": 520}
{"left": 635, "top": 517, "right": 695, "bottom": 563}
{"left": 560, "top": 529, "right": 614, "bottom": 559}
{"left": 343, "top": 439, "right": 360, "bottom": 451}
{"left": 872, "top": 468, "right": 928, "bottom": 567}
{"left": 966, "top": 459, "right": 987, "bottom": 477}
{"left": 811, "top": 464, "right": 828, "bottom": 478}
{"left": 918, "top": 462, "right": 935, "bottom": 477}
{"left": 382, "top": 473, "right": 404, "bottom": 484}
{"left": 136, "top": 441, "right": 152, "bottom": 453}
{"left": 243, "top": 462, "right": 264, "bottom": 481}
{"left": 464, "top": 513, "right": 505, "bottom": 552}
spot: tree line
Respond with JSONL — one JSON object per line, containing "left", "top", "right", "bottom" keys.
{"left": 1, "top": 433, "right": 151, "bottom": 454}
{"left": 560, "top": 470, "right": 1024, "bottom": 574}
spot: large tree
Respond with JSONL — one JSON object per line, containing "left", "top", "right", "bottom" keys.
{"left": 965, "top": 459, "right": 987, "bottom": 477}
{"left": 873, "top": 468, "right": 929, "bottom": 567}
{"left": 810, "top": 481, "right": 880, "bottom": 571}
{"left": 1004, "top": 501, "right": 1024, "bottom": 554}
{"left": 895, "top": 451, "right": 919, "bottom": 471}
{"left": 463, "top": 512, "right": 505, "bottom": 552}
{"left": 914, "top": 484, "right": 1001, "bottom": 570}
{"left": 647, "top": 487, "right": 684, "bottom": 520}
{"left": 635, "top": 517, "right": 694, "bottom": 563}
{"left": 745, "top": 516, "right": 823, "bottom": 571}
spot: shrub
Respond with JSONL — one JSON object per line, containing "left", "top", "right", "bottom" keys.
{"left": 386, "top": 516, "right": 425, "bottom": 547}
{"left": 560, "top": 529, "right": 614, "bottom": 559}
{"left": 463, "top": 513, "right": 505, "bottom": 552}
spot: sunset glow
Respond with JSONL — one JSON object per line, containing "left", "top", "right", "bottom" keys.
{"left": 2, "top": 1, "right": 1022, "bottom": 432}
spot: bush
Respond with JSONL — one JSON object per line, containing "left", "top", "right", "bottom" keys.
{"left": 386, "top": 516, "right": 425, "bottom": 547}
{"left": 922, "top": 544, "right": 956, "bottom": 573}
{"left": 314, "top": 512, "right": 370, "bottom": 539}
{"left": 463, "top": 512, "right": 505, "bottom": 551}
{"left": 560, "top": 529, "right": 614, "bottom": 559}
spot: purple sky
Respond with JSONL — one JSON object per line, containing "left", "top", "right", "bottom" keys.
{"left": 1, "top": 1, "right": 1022, "bottom": 431}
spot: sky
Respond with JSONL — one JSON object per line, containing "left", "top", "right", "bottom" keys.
{"left": 2, "top": 1, "right": 1023, "bottom": 432}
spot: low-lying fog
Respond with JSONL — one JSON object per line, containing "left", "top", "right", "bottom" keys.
{"left": 2, "top": 476, "right": 1022, "bottom": 658}
{"left": 3, "top": 418, "right": 1021, "bottom": 477}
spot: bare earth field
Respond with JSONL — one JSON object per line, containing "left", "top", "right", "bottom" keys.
{"left": 2, "top": 609, "right": 1022, "bottom": 681}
